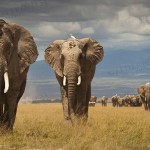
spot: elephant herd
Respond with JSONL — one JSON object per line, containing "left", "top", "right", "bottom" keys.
{"left": 113, "top": 83, "right": 150, "bottom": 110}
{"left": 98, "top": 83, "right": 150, "bottom": 110}
{"left": 0, "top": 19, "right": 149, "bottom": 131}
{"left": 111, "top": 94, "right": 142, "bottom": 107}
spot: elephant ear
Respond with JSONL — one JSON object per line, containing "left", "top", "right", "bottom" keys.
{"left": 44, "top": 40, "right": 65, "bottom": 77}
{"left": 7, "top": 24, "right": 38, "bottom": 73}
{"left": 80, "top": 38, "right": 104, "bottom": 64}
{"left": 137, "top": 85, "right": 145, "bottom": 95}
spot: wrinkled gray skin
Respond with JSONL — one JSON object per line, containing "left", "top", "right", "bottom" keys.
{"left": 45, "top": 37, "right": 104, "bottom": 124}
{"left": 137, "top": 84, "right": 150, "bottom": 110}
{"left": 0, "top": 19, "right": 38, "bottom": 130}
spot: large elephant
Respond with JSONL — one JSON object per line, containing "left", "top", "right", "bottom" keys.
{"left": 137, "top": 83, "right": 150, "bottom": 110}
{"left": 0, "top": 19, "right": 38, "bottom": 130}
{"left": 45, "top": 36, "right": 104, "bottom": 124}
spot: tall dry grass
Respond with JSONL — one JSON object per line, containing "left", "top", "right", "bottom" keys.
{"left": 0, "top": 103, "right": 150, "bottom": 150}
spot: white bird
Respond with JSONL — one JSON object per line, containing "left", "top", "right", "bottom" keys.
{"left": 70, "top": 34, "right": 76, "bottom": 39}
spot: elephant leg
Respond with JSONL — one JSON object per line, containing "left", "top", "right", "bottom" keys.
{"left": 1, "top": 103, "right": 9, "bottom": 125}
{"left": 85, "top": 84, "right": 91, "bottom": 118}
{"left": 60, "top": 86, "right": 70, "bottom": 120}
{"left": 76, "top": 84, "right": 90, "bottom": 123}
{"left": 148, "top": 102, "right": 150, "bottom": 111}
{"left": 147, "top": 97, "right": 150, "bottom": 111}
{"left": 5, "top": 77, "right": 27, "bottom": 130}
{"left": 0, "top": 104, "right": 5, "bottom": 129}
{"left": 0, "top": 95, "right": 5, "bottom": 122}
{"left": 144, "top": 101, "right": 148, "bottom": 110}
{"left": 5, "top": 90, "right": 20, "bottom": 130}
{"left": 17, "top": 79, "right": 27, "bottom": 103}
{"left": 0, "top": 96, "right": 9, "bottom": 128}
{"left": 7, "top": 101, "right": 18, "bottom": 130}
{"left": 117, "top": 101, "right": 119, "bottom": 107}
{"left": 0, "top": 104, "right": 3, "bottom": 121}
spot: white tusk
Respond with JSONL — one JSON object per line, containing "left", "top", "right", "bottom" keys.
{"left": 77, "top": 76, "right": 81, "bottom": 85}
{"left": 63, "top": 76, "right": 66, "bottom": 86}
{"left": 4, "top": 72, "right": 9, "bottom": 93}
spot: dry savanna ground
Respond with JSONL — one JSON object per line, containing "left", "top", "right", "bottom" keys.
{"left": 0, "top": 103, "right": 150, "bottom": 150}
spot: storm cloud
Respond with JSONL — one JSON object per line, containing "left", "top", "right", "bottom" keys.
{"left": 0, "top": 0, "right": 150, "bottom": 60}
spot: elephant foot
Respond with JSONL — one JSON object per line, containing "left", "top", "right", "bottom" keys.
{"left": 71, "top": 115, "right": 88, "bottom": 126}
{"left": 70, "top": 113, "right": 78, "bottom": 126}
{"left": 63, "top": 119, "right": 72, "bottom": 126}
{"left": 0, "top": 123, "right": 13, "bottom": 134}
{"left": 63, "top": 110, "right": 71, "bottom": 120}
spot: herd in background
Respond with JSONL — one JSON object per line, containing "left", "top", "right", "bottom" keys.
{"left": 89, "top": 95, "right": 142, "bottom": 107}
{"left": 111, "top": 94, "right": 142, "bottom": 107}
{"left": 89, "top": 82, "right": 150, "bottom": 111}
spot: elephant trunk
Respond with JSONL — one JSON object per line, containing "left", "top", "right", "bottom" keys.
{"left": 67, "top": 74, "right": 77, "bottom": 123}
{"left": 63, "top": 62, "right": 81, "bottom": 123}
{"left": 63, "top": 62, "right": 81, "bottom": 86}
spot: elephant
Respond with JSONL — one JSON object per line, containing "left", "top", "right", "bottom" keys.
{"left": 137, "top": 83, "right": 150, "bottom": 110}
{"left": 45, "top": 36, "right": 104, "bottom": 124}
{"left": 0, "top": 19, "right": 38, "bottom": 130}
{"left": 89, "top": 96, "right": 97, "bottom": 107}
{"left": 130, "top": 95, "right": 142, "bottom": 107}
{"left": 100, "top": 96, "right": 108, "bottom": 107}
{"left": 111, "top": 94, "right": 120, "bottom": 107}
{"left": 122, "top": 95, "right": 132, "bottom": 107}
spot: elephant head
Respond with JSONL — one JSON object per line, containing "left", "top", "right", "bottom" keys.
{"left": 45, "top": 37, "right": 103, "bottom": 121}
{"left": 45, "top": 38, "right": 103, "bottom": 77}
{"left": 0, "top": 19, "right": 38, "bottom": 94}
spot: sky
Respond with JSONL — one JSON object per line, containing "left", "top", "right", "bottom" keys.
{"left": 1, "top": 0, "right": 150, "bottom": 60}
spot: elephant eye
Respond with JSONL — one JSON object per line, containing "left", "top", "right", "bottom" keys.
{"left": 61, "top": 54, "right": 65, "bottom": 61}
{"left": 79, "top": 53, "right": 84, "bottom": 60}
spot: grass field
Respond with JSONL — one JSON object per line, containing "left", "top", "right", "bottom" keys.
{"left": 0, "top": 103, "right": 150, "bottom": 150}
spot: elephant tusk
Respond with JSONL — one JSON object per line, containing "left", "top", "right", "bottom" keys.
{"left": 63, "top": 76, "right": 67, "bottom": 86}
{"left": 77, "top": 76, "right": 81, "bottom": 85}
{"left": 4, "top": 72, "right": 9, "bottom": 93}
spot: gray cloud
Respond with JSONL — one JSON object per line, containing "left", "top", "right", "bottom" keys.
{"left": 0, "top": 0, "right": 150, "bottom": 60}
